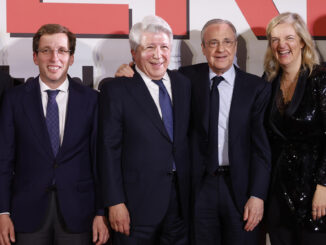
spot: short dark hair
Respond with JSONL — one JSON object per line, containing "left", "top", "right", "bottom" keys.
{"left": 33, "top": 24, "right": 76, "bottom": 55}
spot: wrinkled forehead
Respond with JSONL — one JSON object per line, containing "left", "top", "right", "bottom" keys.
{"left": 203, "top": 23, "right": 236, "bottom": 41}
{"left": 139, "top": 31, "right": 171, "bottom": 46}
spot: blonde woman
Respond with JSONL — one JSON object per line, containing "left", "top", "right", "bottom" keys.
{"left": 264, "top": 12, "right": 326, "bottom": 244}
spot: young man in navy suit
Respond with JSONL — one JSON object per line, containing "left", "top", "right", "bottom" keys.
{"left": 98, "top": 16, "right": 191, "bottom": 245}
{"left": 0, "top": 24, "right": 108, "bottom": 245}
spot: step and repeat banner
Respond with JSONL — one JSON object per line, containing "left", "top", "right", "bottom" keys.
{"left": 0, "top": 0, "right": 325, "bottom": 88}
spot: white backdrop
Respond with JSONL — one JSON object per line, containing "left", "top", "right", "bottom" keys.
{"left": 0, "top": 0, "right": 324, "bottom": 89}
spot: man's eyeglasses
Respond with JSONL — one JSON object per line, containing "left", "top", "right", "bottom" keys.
{"left": 37, "top": 48, "right": 71, "bottom": 57}
{"left": 205, "top": 39, "right": 236, "bottom": 48}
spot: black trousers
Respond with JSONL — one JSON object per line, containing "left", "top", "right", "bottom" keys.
{"left": 15, "top": 190, "right": 91, "bottom": 245}
{"left": 112, "top": 174, "right": 188, "bottom": 245}
{"left": 194, "top": 172, "right": 260, "bottom": 245}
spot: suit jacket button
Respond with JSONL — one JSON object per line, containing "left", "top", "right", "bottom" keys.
{"left": 53, "top": 163, "right": 58, "bottom": 168}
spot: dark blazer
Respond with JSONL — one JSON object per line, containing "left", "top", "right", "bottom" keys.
{"left": 266, "top": 65, "right": 326, "bottom": 231}
{"left": 179, "top": 63, "right": 271, "bottom": 212}
{"left": 0, "top": 70, "right": 13, "bottom": 104}
{"left": 0, "top": 76, "right": 101, "bottom": 233}
{"left": 98, "top": 69, "right": 191, "bottom": 226}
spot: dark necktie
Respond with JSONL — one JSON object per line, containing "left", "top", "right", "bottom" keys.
{"left": 46, "top": 90, "right": 60, "bottom": 156}
{"left": 207, "top": 76, "right": 224, "bottom": 174}
{"left": 152, "top": 79, "right": 176, "bottom": 171}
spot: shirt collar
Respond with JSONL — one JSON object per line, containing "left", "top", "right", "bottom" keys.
{"left": 209, "top": 65, "right": 235, "bottom": 87}
{"left": 135, "top": 65, "right": 169, "bottom": 83}
{"left": 39, "top": 77, "right": 69, "bottom": 93}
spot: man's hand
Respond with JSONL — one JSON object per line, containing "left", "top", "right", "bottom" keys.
{"left": 243, "top": 197, "right": 264, "bottom": 231}
{"left": 312, "top": 184, "right": 326, "bottom": 220}
{"left": 92, "top": 215, "right": 109, "bottom": 245}
{"left": 109, "top": 203, "right": 130, "bottom": 236}
{"left": 0, "top": 214, "right": 15, "bottom": 245}
{"left": 114, "top": 62, "right": 134, "bottom": 78}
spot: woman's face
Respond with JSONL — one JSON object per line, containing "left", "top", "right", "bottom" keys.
{"left": 270, "top": 22, "right": 304, "bottom": 69}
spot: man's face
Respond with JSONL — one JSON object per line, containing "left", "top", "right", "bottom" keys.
{"left": 201, "top": 23, "right": 237, "bottom": 76}
{"left": 33, "top": 33, "right": 74, "bottom": 88}
{"left": 132, "top": 31, "right": 171, "bottom": 80}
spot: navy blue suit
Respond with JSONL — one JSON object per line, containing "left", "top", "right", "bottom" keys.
{"left": 179, "top": 63, "right": 271, "bottom": 245}
{"left": 0, "top": 70, "right": 12, "bottom": 104}
{"left": 98, "top": 70, "right": 191, "bottom": 243}
{"left": 0, "top": 77, "right": 101, "bottom": 233}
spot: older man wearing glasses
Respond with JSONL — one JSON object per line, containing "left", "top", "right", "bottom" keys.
{"left": 179, "top": 19, "right": 271, "bottom": 245}
{"left": 0, "top": 24, "right": 108, "bottom": 245}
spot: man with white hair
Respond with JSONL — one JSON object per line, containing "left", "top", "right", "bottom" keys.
{"left": 98, "top": 16, "right": 191, "bottom": 245}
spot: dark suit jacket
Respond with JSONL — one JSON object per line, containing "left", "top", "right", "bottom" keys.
{"left": 0, "top": 70, "right": 13, "bottom": 104}
{"left": 0, "top": 76, "right": 101, "bottom": 233}
{"left": 98, "top": 69, "right": 191, "bottom": 226}
{"left": 179, "top": 63, "right": 271, "bottom": 212}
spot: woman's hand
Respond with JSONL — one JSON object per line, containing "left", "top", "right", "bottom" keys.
{"left": 312, "top": 184, "right": 326, "bottom": 220}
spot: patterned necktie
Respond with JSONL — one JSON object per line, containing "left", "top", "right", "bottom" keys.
{"left": 46, "top": 90, "right": 60, "bottom": 156}
{"left": 207, "top": 76, "right": 224, "bottom": 174}
{"left": 152, "top": 79, "right": 176, "bottom": 171}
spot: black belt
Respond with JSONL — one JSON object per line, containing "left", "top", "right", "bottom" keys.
{"left": 212, "top": 166, "right": 230, "bottom": 176}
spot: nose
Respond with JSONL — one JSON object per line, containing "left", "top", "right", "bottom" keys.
{"left": 216, "top": 42, "right": 225, "bottom": 52}
{"left": 278, "top": 39, "right": 286, "bottom": 47}
{"left": 49, "top": 50, "right": 59, "bottom": 61}
{"left": 153, "top": 47, "right": 162, "bottom": 58}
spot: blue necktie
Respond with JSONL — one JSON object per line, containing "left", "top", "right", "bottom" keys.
{"left": 207, "top": 76, "right": 224, "bottom": 174}
{"left": 46, "top": 90, "right": 60, "bottom": 156}
{"left": 152, "top": 79, "right": 175, "bottom": 171}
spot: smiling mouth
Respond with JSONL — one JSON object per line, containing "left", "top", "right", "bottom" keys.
{"left": 48, "top": 66, "right": 61, "bottom": 71}
{"left": 278, "top": 50, "right": 291, "bottom": 56}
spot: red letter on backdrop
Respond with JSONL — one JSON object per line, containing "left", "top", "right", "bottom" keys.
{"left": 6, "top": 0, "right": 188, "bottom": 38}
{"left": 7, "top": 0, "right": 130, "bottom": 37}
{"left": 307, "top": 0, "right": 326, "bottom": 38}
{"left": 156, "top": 0, "right": 188, "bottom": 37}
{"left": 235, "top": 0, "right": 279, "bottom": 39}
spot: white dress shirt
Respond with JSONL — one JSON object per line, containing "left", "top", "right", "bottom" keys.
{"left": 135, "top": 65, "right": 173, "bottom": 118}
{"left": 40, "top": 77, "right": 69, "bottom": 145}
{"left": 209, "top": 65, "right": 235, "bottom": 166}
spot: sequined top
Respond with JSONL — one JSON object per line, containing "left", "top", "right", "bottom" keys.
{"left": 266, "top": 65, "right": 326, "bottom": 232}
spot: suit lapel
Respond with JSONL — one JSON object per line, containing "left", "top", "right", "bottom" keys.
{"left": 23, "top": 78, "right": 53, "bottom": 157}
{"left": 169, "top": 70, "right": 183, "bottom": 143}
{"left": 285, "top": 69, "right": 309, "bottom": 117}
{"left": 228, "top": 67, "right": 251, "bottom": 144}
{"left": 57, "top": 78, "right": 84, "bottom": 159}
{"left": 193, "top": 64, "right": 210, "bottom": 137}
{"left": 126, "top": 72, "right": 171, "bottom": 141}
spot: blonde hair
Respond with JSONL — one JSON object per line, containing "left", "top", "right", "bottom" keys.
{"left": 264, "top": 12, "right": 319, "bottom": 81}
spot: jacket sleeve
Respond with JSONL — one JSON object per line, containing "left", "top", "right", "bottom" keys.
{"left": 249, "top": 81, "right": 272, "bottom": 200}
{"left": 315, "top": 72, "right": 326, "bottom": 186}
{"left": 97, "top": 81, "right": 126, "bottom": 208}
{"left": 0, "top": 92, "right": 15, "bottom": 212}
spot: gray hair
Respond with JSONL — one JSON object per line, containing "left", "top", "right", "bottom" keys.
{"left": 201, "top": 19, "right": 237, "bottom": 45}
{"left": 129, "top": 15, "right": 173, "bottom": 51}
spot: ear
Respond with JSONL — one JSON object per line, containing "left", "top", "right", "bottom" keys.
{"left": 300, "top": 40, "right": 305, "bottom": 49}
{"left": 131, "top": 49, "right": 136, "bottom": 60}
{"left": 69, "top": 54, "right": 74, "bottom": 66}
{"left": 201, "top": 43, "right": 205, "bottom": 55}
{"left": 33, "top": 52, "right": 39, "bottom": 65}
